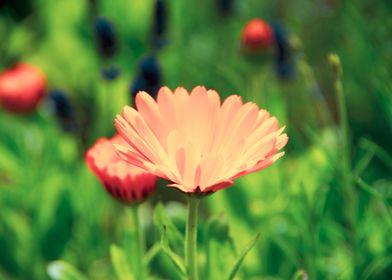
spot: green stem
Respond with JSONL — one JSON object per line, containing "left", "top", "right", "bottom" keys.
{"left": 329, "top": 53, "right": 352, "bottom": 198}
{"left": 336, "top": 80, "right": 350, "bottom": 181}
{"left": 185, "top": 195, "right": 200, "bottom": 280}
{"left": 329, "top": 53, "right": 357, "bottom": 278}
{"left": 129, "top": 205, "right": 144, "bottom": 280}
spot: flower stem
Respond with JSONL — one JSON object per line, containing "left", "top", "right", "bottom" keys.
{"left": 129, "top": 204, "right": 144, "bottom": 280}
{"left": 329, "top": 53, "right": 357, "bottom": 278}
{"left": 185, "top": 195, "right": 200, "bottom": 280}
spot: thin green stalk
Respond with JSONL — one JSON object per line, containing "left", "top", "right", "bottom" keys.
{"left": 185, "top": 195, "right": 200, "bottom": 280}
{"left": 329, "top": 53, "right": 357, "bottom": 278}
{"left": 129, "top": 205, "right": 144, "bottom": 280}
{"left": 328, "top": 53, "right": 352, "bottom": 200}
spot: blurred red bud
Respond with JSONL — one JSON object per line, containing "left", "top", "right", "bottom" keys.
{"left": 0, "top": 63, "right": 46, "bottom": 114}
{"left": 241, "top": 19, "right": 274, "bottom": 52}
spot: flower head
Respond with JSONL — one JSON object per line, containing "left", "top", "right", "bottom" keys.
{"left": 241, "top": 19, "right": 274, "bottom": 52}
{"left": 115, "top": 86, "right": 287, "bottom": 194}
{"left": 151, "top": 0, "right": 168, "bottom": 48}
{"left": 94, "top": 16, "right": 118, "bottom": 58}
{"left": 85, "top": 135, "right": 157, "bottom": 203}
{"left": 271, "top": 22, "right": 294, "bottom": 79}
{"left": 101, "top": 66, "right": 121, "bottom": 81}
{"left": 130, "top": 55, "right": 162, "bottom": 102}
{"left": 0, "top": 63, "right": 46, "bottom": 114}
{"left": 47, "top": 89, "right": 78, "bottom": 133}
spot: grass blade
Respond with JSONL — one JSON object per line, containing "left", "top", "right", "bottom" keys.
{"left": 227, "top": 233, "right": 260, "bottom": 280}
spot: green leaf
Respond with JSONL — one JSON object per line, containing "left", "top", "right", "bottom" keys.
{"left": 205, "top": 214, "right": 231, "bottom": 244}
{"left": 292, "top": 269, "right": 308, "bottom": 280}
{"left": 40, "top": 190, "right": 74, "bottom": 261}
{"left": 356, "top": 178, "right": 383, "bottom": 199}
{"left": 353, "top": 139, "right": 377, "bottom": 177}
{"left": 47, "top": 261, "right": 87, "bottom": 280}
{"left": 227, "top": 233, "right": 260, "bottom": 280}
{"left": 205, "top": 214, "right": 236, "bottom": 279}
{"left": 110, "top": 244, "right": 135, "bottom": 280}
{"left": 153, "top": 202, "right": 184, "bottom": 252}
{"left": 144, "top": 243, "right": 161, "bottom": 266}
{"left": 160, "top": 225, "right": 187, "bottom": 277}
{"left": 359, "top": 138, "right": 392, "bottom": 171}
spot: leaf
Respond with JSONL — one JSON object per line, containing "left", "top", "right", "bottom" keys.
{"left": 205, "top": 214, "right": 236, "bottom": 279}
{"left": 47, "top": 261, "right": 88, "bottom": 280}
{"left": 227, "top": 233, "right": 260, "bottom": 280}
{"left": 205, "top": 214, "right": 231, "bottom": 244}
{"left": 144, "top": 243, "right": 161, "bottom": 266}
{"left": 153, "top": 202, "right": 184, "bottom": 252}
{"left": 356, "top": 178, "right": 392, "bottom": 225}
{"left": 356, "top": 178, "right": 383, "bottom": 199}
{"left": 110, "top": 244, "right": 135, "bottom": 280}
{"left": 40, "top": 190, "right": 74, "bottom": 261}
{"left": 160, "top": 225, "right": 187, "bottom": 277}
{"left": 359, "top": 138, "right": 392, "bottom": 171}
{"left": 362, "top": 255, "right": 392, "bottom": 279}
{"left": 353, "top": 140, "right": 377, "bottom": 177}
{"left": 292, "top": 269, "right": 308, "bottom": 280}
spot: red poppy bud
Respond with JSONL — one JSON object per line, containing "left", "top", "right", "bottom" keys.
{"left": 241, "top": 19, "right": 274, "bottom": 52}
{"left": 0, "top": 63, "right": 46, "bottom": 114}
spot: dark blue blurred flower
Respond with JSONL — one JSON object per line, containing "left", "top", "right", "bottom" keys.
{"left": 153, "top": 0, "right": 167, "bottom": 37}
{"left": 216, "top": 0, "right": 234, "bottom": 16}
{"left": 47, "top": 90, "right": 78, "bottom": 132}
{"left": 131, "top": 76, "right": 159, "bottom": 100}
{"left": 94, "top": 16, "right": 118, "bottom": 58}
{"left": 271, "top": 22, "right": 295, "bottom": 79}
{"left": 101, "top": 66, "right": 121, "bottom": 81}
{"left": 139, "top": 55, "right": 161, "bottom": 85}
{"left": 130, "top": 55, "right": 162, "bottom": 102}
{"left": 152, "top": 0, "right": 168, "bottom": 48}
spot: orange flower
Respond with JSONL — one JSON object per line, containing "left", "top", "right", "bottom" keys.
{"left": 0, "top": 63, "right": 46, "bottom": 114}
{"left": 241, "top": 19, "right": 274, "bottom": 52}
{"left": 85, "top": 135, "right": 157, "bottom": 203}
{"left": 115, "top": 86, "right": 288, "bottom": 194}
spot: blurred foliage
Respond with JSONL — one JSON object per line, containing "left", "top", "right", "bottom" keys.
{"left": 1, "top": 0, "right": 392, "bottom": 279}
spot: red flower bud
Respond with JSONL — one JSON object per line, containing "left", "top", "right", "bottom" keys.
{"left": 85, "top": 135, "right": 157, "bottom": 204}
{"left": 241, "top": 19, "right": 274, "bottom": 52}
{"left": 0, "top": 63, "right": 46, "bottom": 114}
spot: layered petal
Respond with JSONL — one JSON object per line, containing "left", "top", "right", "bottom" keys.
{"left": 85, "top": 134, "right": 157, "bottom": 203}
{"left": 114, "top": 86, "right": 287, "bottom": 193}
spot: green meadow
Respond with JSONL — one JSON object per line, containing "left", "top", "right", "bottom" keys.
{"left": 0, "top": 1, "right": 391, "bottom": 279}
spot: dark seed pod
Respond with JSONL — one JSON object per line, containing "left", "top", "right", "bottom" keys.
{"left": 94, "top": 16, "right": 118, "bottom": 58}
{"left": 271, "top": 22, "right": 294, "bottom": 79}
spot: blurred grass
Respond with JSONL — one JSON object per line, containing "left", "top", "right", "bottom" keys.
{"left": 1, "top": 0, "right": 392, "bottom": 279}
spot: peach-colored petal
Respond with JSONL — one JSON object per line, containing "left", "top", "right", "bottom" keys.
{"left": 135, "top": 91, "right": 168, "bottom": 146}
{"left": 114, "top": 86, "right": 287, "bottom": 193}
{"left": 157, "top": 87, "right": 178, "bottom": 131}
{"left": 209, "top": 95, "right": 243, "bottom": 153}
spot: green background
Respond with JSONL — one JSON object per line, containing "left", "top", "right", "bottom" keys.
{"left": 0, "top": 0, "right": 391, "bottom": 279}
